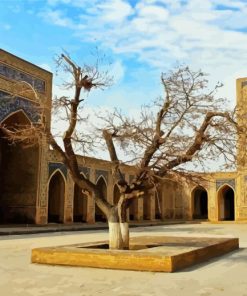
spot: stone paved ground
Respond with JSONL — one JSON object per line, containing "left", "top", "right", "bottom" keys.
{"left": 0, "top": 223, "right": 247, "bottom": 296}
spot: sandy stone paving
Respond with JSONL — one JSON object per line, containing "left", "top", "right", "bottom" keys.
{"left": 0, "top": 223, "right": 247, "bottom": 296}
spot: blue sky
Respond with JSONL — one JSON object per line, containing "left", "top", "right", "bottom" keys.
{"left": 1, "top": 0, "right": 247, "bottom": 113}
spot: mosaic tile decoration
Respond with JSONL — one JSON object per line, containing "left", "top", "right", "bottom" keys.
{"left": 48, "top": 162, "right": 67, "bottom": 179}
{"left": 0, "top": 90, "right": 40, "bottom": 123}
{"left": 96, "top": 169, "right": 108, "bottom": 183}
{"left": 216, "top": 179, "right": 235, "bottom": 190}
{"left": 79, "top": 166, "right": 90, "bottom": 178}
{"left": 0, "top": 62, "right": 46, "bottom": 92}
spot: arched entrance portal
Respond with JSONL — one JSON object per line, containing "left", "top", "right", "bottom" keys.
{"left": 192, "top": 187, "right": 208, "bottom": 219}
{"left": 95, "top": 177, "right": 107, "bottom": 222}
{"left": 0, "top": 110, "right": 39, "bottom": 223}
{"left": 218, "top": 185, "right": 235, "bottom": 221}
{"left": 48, "top": 171, "right": 65, "bottom": 223}
{"left": 73, "top": 184, "right": 87, "bottom": 222}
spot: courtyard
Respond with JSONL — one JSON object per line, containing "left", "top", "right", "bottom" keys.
{"left": 0, "top": 223, "right": 247, "bottom": 296}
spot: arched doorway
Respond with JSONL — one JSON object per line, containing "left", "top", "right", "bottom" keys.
{"left": 73, "top": 184, "right": 87, "bottom": 222}
{"left": 218, "top": 185, "right": 235, "bottom": 221}
{"left": 0, "top": 110, "right": 39, "bottom": 223}
{"left": 48, "top": 171, "right": 65, "bottom": 223}
{"left": 192, "top": 186, "right": 208, "bottom": 219}
{"left": 95, "top": 176, "right": 107, "bottom": 222}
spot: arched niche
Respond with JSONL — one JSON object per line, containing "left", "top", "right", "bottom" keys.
{"left": 218, "top": 185, "right": 235, "bottom": 221}
{"left": 48, "top": 170, "right": 65, "bottom": 223}
{"left": 0, "top": 110, "right": 39, "bottom": 223}
{"left": 73, "top": 183, "right": 87, "bottom": 222}
{"left": 1, "top": 109, "right": 31, "bottom": 127}
{"left": 95, "top": 176, "right": 107, "bottom": 222}
{"left": 192, "top": 186, "right": 208, "bottom": 219}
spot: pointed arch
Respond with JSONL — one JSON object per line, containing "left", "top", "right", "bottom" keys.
{"left": 96, "top": 174, "right": 107, "bottom": 185}
{"left": 80, "top": 171, "right": 87, "bottom": 179}
{"left": 192, "top": 186, "right": 208, "bottom": 219}
{"left": 95, "top": 176, "right": 107, "bottom": 222}
{"left": 0, "top": 110, "right": 39, "bottom": 224}
{"left": 48, "top": 170, "right": 65, "bottom": 223}
{"left": 48, "top": 168, "right": 67, "bottom": 185}
{"left": 1, "top": 109, "right": 32, "bottom": 126}
{"left": 217, "top": 184, "right": 235, "bottom": 221}
{"left": 48, "top": 162, "right": 67, "bottom": 180}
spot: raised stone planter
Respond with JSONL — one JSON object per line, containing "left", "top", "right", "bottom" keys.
{"left": 31, "top": 236, "right": 239, "bottom": 272}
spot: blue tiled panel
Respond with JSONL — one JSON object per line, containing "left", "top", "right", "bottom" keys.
{"left": 0, "top": 62, "right": 45, "bottom": 92}
{"left": 79, "top": 166, "right": 90, "bottom": 178}
{"left": 0, "top": 90, "right": 40, "bottom": 123}
{"left": 49, "top": 162, "right": 67, "bottom": 179}
{"left": 216, "top": 179, "right": 235, "bottom": 190}
{"left": 96, "top": 169, "right": 108, "bottom": 183}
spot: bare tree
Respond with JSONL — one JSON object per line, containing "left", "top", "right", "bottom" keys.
{"left": 1, "top": 55, "right": 240, "bottom": 250}
{"left": 98, "top": 66, "right": 240, "bottom": 249}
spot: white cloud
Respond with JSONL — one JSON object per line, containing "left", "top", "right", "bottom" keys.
{"left": 40, "top": 0, "right": 247, "bottom": 108}
{"left": 34, "top": 0, "right": 247, "bottom": 166}
{"left": 110, "top": 60, "right": 125, "bottom": 84}
{"left": 39, "top": 9, "right": 77, "bottom": 28}
{"left": 92, "top": 0, "right": 134, "bottom": 23}
{"left": 47, "top": 0, "right": 72, "bottom": 6}
{"left": 3, "top": 24, "right": 11, "bottom": 30}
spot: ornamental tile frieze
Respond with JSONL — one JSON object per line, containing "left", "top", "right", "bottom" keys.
{"left": 96, "top": 169, "right": 108, "bottom": 183}
{"left": 79, "top": 166, "right": 90, "bottom": 178}
{"left": 216, "top": 179, "right": 235, "bottom": 191}
{"left": 0, "top": 62, "right": 45, "bottom": 92}
{"left": 0, "top": 90, "right": 40, "bottom": 123}
{"left": 48, "top": 162, "right": 67, "bottom": 179}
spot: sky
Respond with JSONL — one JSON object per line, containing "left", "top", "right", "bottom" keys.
{"left": 1, "top": 0, "right": 247, "bottom": 164}
{"left": 1, "top": 0, "right": 247, "bottom": 108}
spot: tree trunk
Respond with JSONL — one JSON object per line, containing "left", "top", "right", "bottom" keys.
{"left": 120, "top": 222, "right": 129, "bottom": 249}
{"left": 108, "top": 222, "right": 123, "bottom": 249}
{"left": 108, "top": 206, "right": 130, "bottom": 250}
{"left": 108, "top": 207, "right": 124, "bottom": 250}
